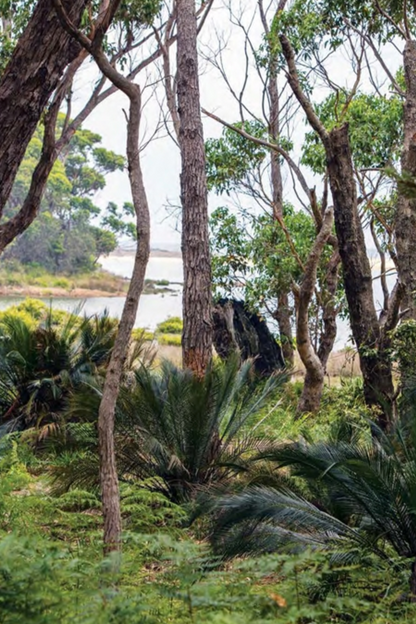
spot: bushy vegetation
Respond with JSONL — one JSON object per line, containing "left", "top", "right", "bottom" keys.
{"left": 1, "top": 380, "right": 416, "bottom": 622}
{"left": 0, "top": 260, "right": 129, "bottom": 294}
{"left": 156, "top": 316, "right": 183, "bottom": 335}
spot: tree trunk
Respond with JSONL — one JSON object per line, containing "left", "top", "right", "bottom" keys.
{"left": 0, "top": 0, "right": 88, "bottom": 215}
{"left": 51, "top": 2, "right": 151, "bottom": 553}
{"left": 176, "top": 0, "right": 213, "bottom": 376}
{"left": 279, "top": 34, "right": 395, "bottom": 424}
{"left": 296, "top": 208, "right": 333, "bottom": 414}
{"left": 327, "top": 125, "right": 394, "bottom": 425}
{"left": 274, "top": 293, "right": 294, "bottom": 367}
{"left": 317, "top": 249, "right": 340, "bottom": 369}
{"left": 396, "top": 40, "right": 416, "bottom": 320}
{"left": 98, "top": 87, "right": 150, "bottom": 554}
{"left": 268, "top": 51, "right": 294, "bottom": 368}
{"left": 212, "top": 298, "right": 285, "bottom": 375}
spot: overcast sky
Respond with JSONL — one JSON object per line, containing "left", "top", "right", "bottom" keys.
{"left": 70, "top": 1, "right": 403, "bottom": 251}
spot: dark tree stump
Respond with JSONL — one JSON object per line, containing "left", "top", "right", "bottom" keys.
{"left": 212, "top": 299, "right": 285, "bottom": 375}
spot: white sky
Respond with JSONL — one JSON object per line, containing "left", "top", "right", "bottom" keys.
{"left": 69, "top": 1, "right": 404, "bottom": 251}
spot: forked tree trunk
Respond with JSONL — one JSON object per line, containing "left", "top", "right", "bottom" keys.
{"left": 396, "top": 40, "right": 416, "bottom": 320}
{"left": 280, "top": 34, "right": 395, "bottom": 426}
{"left": 176, "top": 0, "right": 213, "bottom": 376}
{"left": 0, "top": 0, "right": 88, "bottom": 215}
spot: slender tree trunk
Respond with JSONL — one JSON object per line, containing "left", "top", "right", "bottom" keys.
{"left": 0, "top": 0, "right": 88, "bottom": 215}
{"left": 268, "top": 65, "right": 294, "bottom": 368}
{"left": 327, "top": 125, "right": 394, "bottom": 425}
{"left": 176, "top": 0, "right": 213, "bottom": 376}
{"left": 52, "top": 0, "right": 150, "bottom": 553}
{"left": 98, "top": 89, "right": 150, "bottom": 553}
{"left": 317, "top": 249, "right": 340, "bottom": 369}
{"left": 275, "top": 293, "right": 294, "bottom": 367}
{"left": 396, "top": 40, "right": 416, "bottom": 319}
{"left": 297, "top": 208, "right": 334, "bottom": 413}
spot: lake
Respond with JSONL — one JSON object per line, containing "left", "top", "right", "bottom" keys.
{"left": 0, "top": 256, "right": 184, "bottom": 331}
{"left": 0, "top": 254, "right": 397, "bottom": 347}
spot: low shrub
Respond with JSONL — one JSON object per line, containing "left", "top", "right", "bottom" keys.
{"left": 156, "top": 316, "right": 183, "bottom": 334}
{"left": 157, "top": 333, "right": 181, "bottom": 346}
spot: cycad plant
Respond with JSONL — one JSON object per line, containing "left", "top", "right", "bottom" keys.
{"left": 50, "top": 357, "right": 287, "bottom": 503}
{"left": 0, "top": 309, "right": 117, "bottom": 433}
{"left": 203, "top": 416, "right": 416, "bottom": 596}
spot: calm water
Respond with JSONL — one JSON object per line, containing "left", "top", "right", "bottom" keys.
{"left": 0, "top": 257, "right": 183, "bottom": 331}
{"left": 0, "top": 255, "right": 397, "bottom": 346}
{"left": 100, "top": 255, "right": 183, "bottom": 283}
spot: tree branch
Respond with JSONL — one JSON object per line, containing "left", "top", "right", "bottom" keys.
{"left": 279, "top": 34, "right": 330, "bottom": 148}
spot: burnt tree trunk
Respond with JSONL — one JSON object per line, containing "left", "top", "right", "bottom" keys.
{"left": 0, "top": 0, "right": 88, "bottom": 215}
{"left": 176, "top": 0, "right": 213, "bottom": 376}
{"left": 212, "top": 299, "right": 284, "bottom": 375}
{"left": 396, "top": 40, "right": 416, "bottom": 319}
{"left": 327, "top": 125, "right": 394, "bottom": 425}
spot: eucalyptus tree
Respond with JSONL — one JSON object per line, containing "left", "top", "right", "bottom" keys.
{"left": 207, "top": 124, "right": 340, "bottom": 413}
{"left": 294, "top": 0, "right": 416, "bottom": 321}
{"left": 51, "top": 0, "right": 160, "bottom": 553}
{"left": 0, "top": 1, "right": 214, "bottom": 255}
{"left": 203, "top": 2, "right": 343, "bottom": 412}
{"left": 203, "top": 0, "right": 407, "bottom": 422}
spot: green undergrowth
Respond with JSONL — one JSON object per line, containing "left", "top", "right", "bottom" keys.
{"left": 247, "top": 376, "right": 371, "bottom": 441}
{"left": 0, "top": 380, "right": 414, "bottom": 624}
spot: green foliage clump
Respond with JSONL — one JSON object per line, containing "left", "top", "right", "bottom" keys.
{"left": 157, "top": 333, "right": 182, "bottom": 346}
{"left": 132, "top": 328, "right": 155, "bottom": 342}
{"left": 156, "top": 316, "right": 183, "bottom": 334}
{"left": 0, "top": 305, "right": 117, "bottom": 429}
{"left": 4, "top": 116, "right": 135, "bottom": 275}
{"left": 392, "top": 320, "right": 416, "bottom": 379}
{"left": 301, "top": 92, "right": 403, "bottom": 175}
{"left": 50, "top": 357, "right": 285, "bottom": 503}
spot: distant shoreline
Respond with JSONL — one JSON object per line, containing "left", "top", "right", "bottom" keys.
{"left": 107, "top": 248, "right": 182, "bottom": 259}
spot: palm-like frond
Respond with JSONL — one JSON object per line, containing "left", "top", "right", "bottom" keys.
{"left": 51, "top": 356, "right": 288, "bottom": 502}
{"left": 202, "top": 413, "right": 416, "bottom": 590}
{"left": 0, "top": 308, "right": 121, "bottom": 430}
